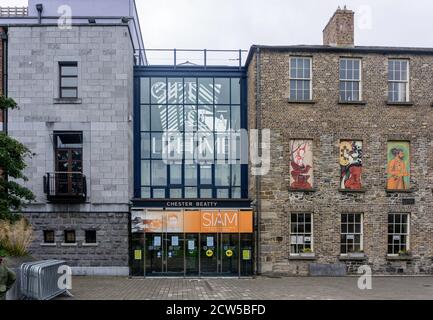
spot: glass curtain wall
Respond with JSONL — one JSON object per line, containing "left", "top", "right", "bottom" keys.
{"left": 139, "top": 77, "right": 243, "bottom": 199}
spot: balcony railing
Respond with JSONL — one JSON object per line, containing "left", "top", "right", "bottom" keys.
{"left": 0, "top": 6, "right": 28, "bottom": 17}
{"left": 135, "top": 49, "right": 248, "bottom": 69}
{"left": 43, "top": 172, "right": 87, "bottom": 203}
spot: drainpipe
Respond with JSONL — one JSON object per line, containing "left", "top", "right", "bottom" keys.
{"left": 36, "top": 4, "right": 43, "bottom": 24}
{"left": 1, "top": 28, "right": 7, "bottom": 134}
{"left": 255, "top": 47, "right": 262, "bottom": 275}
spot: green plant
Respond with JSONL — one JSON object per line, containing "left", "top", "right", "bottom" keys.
{"left": 0, "top": 218, "right": 33, "bottom": 256}
{"left": 0, "top": 95, "right": 35, "bottom": 221}
{"left": 301, "top": 248, "right": 313, "bottom": 253}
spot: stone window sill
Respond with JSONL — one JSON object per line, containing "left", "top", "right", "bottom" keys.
{"left": 287, "top": 99, "right": 317, "bottom": 104}
{"left": 40, "top": 243, "right": 57, "bottom": 247}
{"left": 82, "top": 242, "right": 99, "bottom": 247}
{"left": 288, "top": 188, "right": 317, "bottom": 193}
{"left": 53, "top": 98, "right": 82, "bottom": 104}
{"left": 61, "top": 243, "right": 78, "bottom": 247}
{"left": 386, "top": 189, "right": 414, "bottom": 194}
{"left": 339, "top": 188, "right": 366, "bottom": 193}
{"left": 338, "top": 100, "right": 367, "bottom": 105}
{"left": 289, "top": 254, "right": 316, "bottom": 260}
{"left": 386, "top": 255, "right": 412, "bottom": 261}
{"left": 339, "top": 254, "right": 367, "bottom": 261}
{"left": 386, "top": 101, "right": 414, "bottom": 106}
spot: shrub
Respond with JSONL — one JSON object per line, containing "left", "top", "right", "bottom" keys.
{"left": 0, "top": 218, "right": 33, "bottom": 256}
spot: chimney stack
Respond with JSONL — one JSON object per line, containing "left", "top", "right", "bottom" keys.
{"left": 323, "top": 7, "right": 354, "bottom": 47}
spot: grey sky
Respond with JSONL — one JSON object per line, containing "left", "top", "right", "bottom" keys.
{"left": 2, "top": 0, "right": 433, "bottom": 49}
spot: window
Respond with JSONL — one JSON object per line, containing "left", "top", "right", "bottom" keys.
{"left": 85, "top": 230, "right": 97, "bottom": 244}
{"left": 388, "top": 213, "right": 409, "bottom": 255}
{"left": 43, "top": 230, "right": 55, "bottom": 244}
{"left": 340, "top": 58, "right": 361, "bottom": 101}
{"left": 388, "top": 59, "right": 409, "bottom": 102}
{"left": 139, "top": 77, "right": 244, "bottom": 199}
{"left": 54, "top": 132, "right": 83, "bottom": 195}
{"left": 289, "top": 57, "right": 312, "bottom": 101}
{"left": 290, "top": 213, "right": 313, "bottom": 254}
{"left": 340, "top": 213, "right": 363, "bottom": 254}
{"left": 59, "top": 62, "right": 78, "bottom": 98}
{"left": 64, "top": 230, "right": 76, "bottom": 244}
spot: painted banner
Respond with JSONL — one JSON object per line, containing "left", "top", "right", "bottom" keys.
{"left": 131, "top": 210, "right": 253, "bottom": 233}
{"left": 289, "top": 140, "right": 314, "bottom": 190}
{"left": 387, "top": 141, "right": 410, "bottom": 190}
{"left": 339, "top": 140, "right": 363, "bottom": 190}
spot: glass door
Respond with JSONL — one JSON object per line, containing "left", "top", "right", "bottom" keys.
{"left": 145, "top": 233, "right": 163, "bottom": 275}
{"left": 200, "top": 233, "right": 218, "bottom": 275}
{"left": 185, "top": 234, "right": 199, "bottom": 276}
{"left": 220, "top": 233, "right": 239, "bottom": 276}
{"left": 165, "top": 233, "right": 184, "bottom": 275}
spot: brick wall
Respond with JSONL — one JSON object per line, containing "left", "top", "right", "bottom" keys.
{"left": 248, "top": 48, "right": 433, "bottom": 275}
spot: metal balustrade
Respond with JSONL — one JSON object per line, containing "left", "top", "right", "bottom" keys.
{"left": 43, "top": 172, "right": 87, "bottom": 203}
{"left": 0, "top": 6, "right": 28, "bottom": 17}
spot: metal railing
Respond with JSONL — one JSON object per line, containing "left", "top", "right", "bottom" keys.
{"left": 43, "top": 172, "right": 87, "bottom": 202}
{"left": 0, "top": 6, "right": 28, "bottom": 17}
{"left": 135, "top": 49, "right": 248, "bottom": 69}
{"left": 21, "top": 260, "right": 72, "bottom": 300}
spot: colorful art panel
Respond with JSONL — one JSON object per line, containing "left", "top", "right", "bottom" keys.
{"left": 387, "top": 141, "right": 410, "bottom": 190}
{"left": 289, "top": 140, "right": 314, "bottom": 190}
{"left": 339, "top": 140, "right": 363, "bottom": 190}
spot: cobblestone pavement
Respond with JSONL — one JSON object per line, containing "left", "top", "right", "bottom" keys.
{"left": 58, "top": 276, "right": 433, "bottom": 300}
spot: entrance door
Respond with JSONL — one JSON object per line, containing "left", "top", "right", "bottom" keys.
{"left": 165, "top": 233, "right": 184, "bottom": 275}
{"left": 220, "top": 233, "right": 239, "bottom": 275}
{"left": 145, "top": 233, "right": 163, "bottom": 275}
{"left": 200, "top": 234, "right": 219, "bottom": 275}
{"left": 185, "top": 234, "right": 199, "bottom": 276}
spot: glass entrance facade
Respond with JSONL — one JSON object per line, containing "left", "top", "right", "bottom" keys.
{"left": 131, "top": 210, "right": 254, "bottom": 277}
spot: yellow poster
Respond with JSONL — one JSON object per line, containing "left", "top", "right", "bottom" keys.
{"left": 134, "top": 250, "right": 142, "bottom": 260}
{"left": 242, "top": 249, "right": 251, "bottom": 260}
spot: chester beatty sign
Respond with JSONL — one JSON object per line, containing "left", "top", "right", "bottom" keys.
{"left": 132, "top": 199, "right": 252, "bottom": 209}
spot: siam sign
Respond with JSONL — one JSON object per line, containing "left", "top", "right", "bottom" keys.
{"left": 131, "top": 210, "right": 253, "bottom": 233}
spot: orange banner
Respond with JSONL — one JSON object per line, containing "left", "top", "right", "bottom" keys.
{"left": 134, "top": 210, "right": 253, "bottom": 233}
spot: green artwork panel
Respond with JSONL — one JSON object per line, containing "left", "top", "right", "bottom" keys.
{"left": 387, "top": 141, "right": 410, "bottom": 190}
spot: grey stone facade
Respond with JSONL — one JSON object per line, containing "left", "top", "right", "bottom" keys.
{"left": 7, "top": 25, "right": 134, "bottom": 273}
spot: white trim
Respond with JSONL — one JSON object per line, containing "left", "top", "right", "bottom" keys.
{"left": 40, "top": 243, "right": 57, "bottom": 247}
{"left": 61, "top": 243, "right": 78, "bottom": 247}
{"left": 82, "top": 242, "right": 99, "bottom": 247}
{"left": 289, "top": 56, "right": 313, "bottom": 100}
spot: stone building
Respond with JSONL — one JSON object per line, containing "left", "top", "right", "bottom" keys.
{"left": 0, "top": 0, "right": 144, "bottom": 275}
{"left": 246, "top": 8, "right": 433, "bottom": 275}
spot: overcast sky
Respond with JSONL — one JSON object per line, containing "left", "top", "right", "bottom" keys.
{"left": 2, "top": 0, "right": 433, "bottom": 49}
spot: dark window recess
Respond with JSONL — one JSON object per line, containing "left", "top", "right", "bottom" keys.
{"left": 402, "top": 198, "right": 415, "bottom": 205}
{"left": 44, "top": 131, "right": 87, "bottom": 202}
{"left": 43, "top": 230, "right": 55, "bottom": 243}
{"left": 59, "top": 62, "right": 78, "bottom": 98}
{"left": 64, "top": 230, "right": 76, "bottom": 244}
{"left": 85, "top": 230, "right": 97, "bottom": 244}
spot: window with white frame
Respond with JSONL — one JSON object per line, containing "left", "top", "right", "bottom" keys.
{"left": 290, "top": 213, "right": 313, "bottom": 254}
{"left": 388, "top": 213, "right": 409, "bottom": 254}
{"left": 339, "top": 58, "right": 361, "bottom": 101}
{"left": 388, "top": 59, "right": 409, "bottom": 102}
{"left": 340, "top": 213, "right": 363, "bottom": 254}
{"left": 289, "top": 57, "right": 312, "bottom": 101}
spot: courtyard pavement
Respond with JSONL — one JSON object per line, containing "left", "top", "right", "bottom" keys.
{"left": 57, "top": 276, "right": 433, "bottom": 300}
